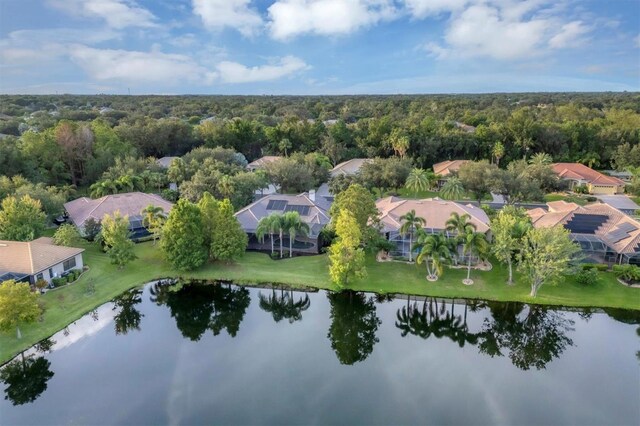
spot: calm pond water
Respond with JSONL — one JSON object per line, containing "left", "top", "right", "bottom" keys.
{"left": 1, "top": 280, "right": 639, "bottom": 425}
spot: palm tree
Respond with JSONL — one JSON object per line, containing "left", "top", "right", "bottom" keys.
{"left": 141, "top": 205, "right": 165, "bottom": 244}
{"left": 493, "top": 141, "right": 505, "bottom": 166}
{"left": 440, "top": 177, "right": 464, "bottom": 200}
{"left": 415, "top": 232, "right": 452, "bottom": 281}
{"left": 282, "top": 211, "right": 310, "bottom": 258}
{"left": 256, "top": 213, "right": 280, "bottom": 256}
{"left": 90, "top": 179, "right": 118, "bottom": 198}
{"left": 461, "top": 230, "right": 489, "bottom": 285}
{"left": 279, "top": 138, "right": 292, "bottom": 156}
{"left": 529, "top": 152, "right": 553, "bottom": 166}
{"left": 446, "top": 212, "right": 476, "bottom": 265}
{"left": 399, "top": 210, "right": 426, "bottom": 262}
{"left": 405, "top": 168, "right": 429, "bottom": 197}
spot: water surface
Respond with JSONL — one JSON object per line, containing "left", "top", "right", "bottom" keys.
{"left": 1, "top": 281, "right": 639, "bottom": 425}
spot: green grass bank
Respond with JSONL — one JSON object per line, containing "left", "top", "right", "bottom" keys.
{"left": 1, "top": 241, "right": 639, "bottom": 364}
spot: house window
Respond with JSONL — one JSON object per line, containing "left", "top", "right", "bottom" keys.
{"left": 63, "top": 257, "right": 76, "bottom": 271}
{"left": 36, "top": 273, "right": 43, "bottom": 281}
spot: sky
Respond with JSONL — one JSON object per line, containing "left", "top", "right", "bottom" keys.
{"left": 0, "top": 0, "right": 638, "bottom": 95}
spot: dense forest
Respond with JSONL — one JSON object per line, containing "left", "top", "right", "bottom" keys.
{"left": 0, "top": 92, "right": 639, "bottom": 217}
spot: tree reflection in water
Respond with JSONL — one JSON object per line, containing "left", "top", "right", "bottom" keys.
{"left": 0, "top": 353, "right": 54, "bottom": 406}
{"left": 112, "top": 289, "right": 144, "bottom": 335}
{"left": 395, "top": 298, "right": 576, "bottom": 371}
{"left": 395, "top": 297, "right": 479, "bottom": 347}
{"left": 479, "top": 302, "right": 575, "bottom": 370}
{"left": 150, "top": 280, "right": 250, "bottom": 340}
{"left": 327, "top": 291, "right": 381, "bottom": 365}
{"left": 258, "top": 288, "right": 311, "bottom": 324}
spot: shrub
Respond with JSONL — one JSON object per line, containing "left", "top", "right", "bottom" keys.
{"left": 585, "top": 196, "right": 597, "bottom": 202}
{"left": 35, "top": 279, "right": 48, "bottom": 292}
{"left": 581, "top": 263, "right": 608, "bottom": 271}
{"left": 613, "top": 264, "right": 640, "bottom": 283}
{"left": 161, "top": 189, "right": 179, "bottom": 202}
{"left": 52, "top": 277, "right": 66, "bottom": 287}
{"left": 575, "top": 269, "right": 599, "bottom": 286}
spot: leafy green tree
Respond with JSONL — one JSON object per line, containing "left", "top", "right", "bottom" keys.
{"left": 282, "top": 211, "right": 309, "bottom": 258}
{"left": 0, "top": 195, "right": 46, "bottom": 241}
{"left": 458, "top": 161, "right": 497, "bottom": 203}
{"left": 141, "top": 204, "right": 165, "bottom": 245}
{"left": 0, "top": 280, "right": 41, "bottom": 339}
{"left": 329, "top": 210, "right": 366, "bottom": 288}
{"left": 491, "top": 208, "right": 531, "bottom": 285}
{"left": 0, "top": 354, "right": 54, "bottom": 406}
{"left": 399, "top": 209, "right": 426, "bottom": 262}
{"left": 415, "top": 232, "right": 452, "bottom": 280}
{"left": 101, "top": 212, "right": 136, "bottom": 269}
{"left": 327, "top": 291, "right": 381, "bottom": 365}
{"left": 161, "top": 199, "right": 208, "bottom": 271}
{"left": 210, "top": 199, "right": 248, "bottom": 262}
{"left": 439, "top": 177, "right": 464, "bottom": 201}
{"left": 264, "top": 157, "right": 314, "bottom": 194}
{"left": 52, "top": 224, "right": 82, "bottom": 247}
{"left": 518, "top": 226, "right": 581, "bottom": 297}
{"left": 83, "top": 217, "right": 101, "bottom": 241}
{"left": 329, "top": 183, "right": 378, "bottom": 238}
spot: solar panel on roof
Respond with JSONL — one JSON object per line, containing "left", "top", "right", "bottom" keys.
{"left": 285, "top": 205, "right": 311, "bottom": 215}
{"left": 608, "top": 229, "right": 630, "bottom": 243}
{"left": 564, "top": 214, "right": 609, "bottom": 234}
{"left": 267, "top": 200, "right": 288, "bottom": 210}
{"left": 617, "top": 222, "right": 638, "bottom": 233}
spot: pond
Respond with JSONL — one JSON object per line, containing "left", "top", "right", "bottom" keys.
{"left": 1, "top": 281, "right": 639, "bottom": 425}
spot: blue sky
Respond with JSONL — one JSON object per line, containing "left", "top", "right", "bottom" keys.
{"left": 1, "top": 0, "right": 638, "bottom": 94}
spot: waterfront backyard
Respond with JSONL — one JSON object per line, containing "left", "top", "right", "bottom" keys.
{"left": 1, "top": 241, "right": 638, "bottom": 364}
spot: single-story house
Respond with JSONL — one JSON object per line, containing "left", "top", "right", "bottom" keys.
{"left": 330, "top": 158, "right": 372, "bottom": 177}
{"left": 235, "top": 192, "right": 331, "bottom": 254}
{"left": 376, "top": 196, "right": 491, "bottom": 260}
{"left": 528, "top": 200, "right": 640, "bottom": 265}
{"left": 602, "top": 170, "right": 633, "bottom": 183}
{"left": 64, "top": 192, "right": 174, "bottom": 239}
{"left": 433, "top": 160, "right": 470, "bottom": 187}
{"left": 552, "top": 163, "right": 625, "bottom": 195}
{"left": 595, "top": 195, "right": 640, "bottom": 215}
{"left": 246, "top": 156, "right": 282, "bottom": 172}
{"left": 0, "top": 237, "right": 84, "bottom": 284}
{"left": 157, "top": 156, "right": 178, "bottom": 168}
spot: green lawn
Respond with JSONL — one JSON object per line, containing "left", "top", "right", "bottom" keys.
{"left": 544, "top": 193, "right": 590, "bottom": 206}
{"left": 1, "top": 241, "right": 639, "bottom": 363}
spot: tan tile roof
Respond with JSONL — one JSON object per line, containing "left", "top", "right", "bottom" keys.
{"left": 64, "top": 192, "right": 174, "bottom": 228}
{"left": 330, "top": 158, "right": 372, "bottom": 177}
{"left": 552, "top": 163, "right": 625, "bottom": 186}
{"left": 0, "top": 239, "right": 84, "bottom": 276}
{"left": 376, "top": 196, "right": 490, "bottom": 234}
{"left": 432, "top": 160, "right": 470, "bottom": 177}
{"left": 529, "top": 202, "right": 640, "bottom": 254}
{"left": 246, "top": 156, "right": 282, "bottom": 169}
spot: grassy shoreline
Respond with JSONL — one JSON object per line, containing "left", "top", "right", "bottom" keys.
{"left": 1, "top": 241, "right": 639, "bottom": 364}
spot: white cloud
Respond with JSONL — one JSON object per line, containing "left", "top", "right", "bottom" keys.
{"left": 267, "top": 0, "right": 397, "bottom": 40}
{"left": 421, "top": 1, "right": 594, "bottom": 61}
{"left": 403, "top": 0, "right": 467, "bottom": 18}
{"left": 0, "top": 28, "right": 118, "bottom": 66}
{"left": 192, "top": 0, "right": 263, "bottom": 36}
{"left": 549, "top": 21, "right": 590, "bottom": 48}
{"left": 69, "top": 46, "right": 217, "bottom": 84}
{"left": 48, "top": 0, "right": 157, "bottom": 29}
{"left": 216, "top": 55, "right": 309, "bottom": 83}
{"left": 430, "top": 4, "right": 550, "bottom": 60}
